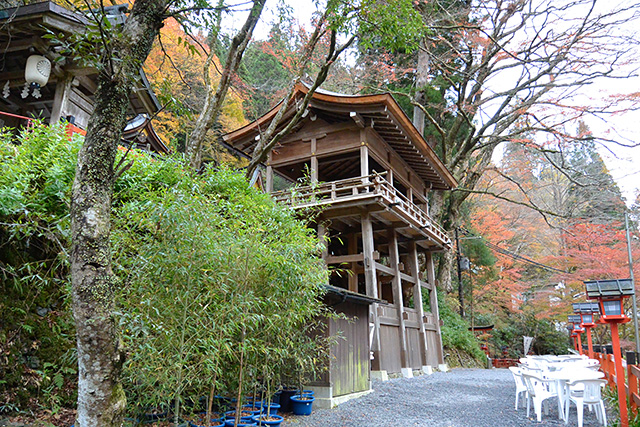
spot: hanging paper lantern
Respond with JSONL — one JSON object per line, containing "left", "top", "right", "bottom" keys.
{"left": 25, "top": 55, "right": 51, "bottom": 87}
{"left": 22, "top": 55, "right": 51, "bottom": 99}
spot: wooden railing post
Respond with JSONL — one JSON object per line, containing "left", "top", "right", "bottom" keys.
{"left": 629, "top": 363, "right": 639, "bottom": 416}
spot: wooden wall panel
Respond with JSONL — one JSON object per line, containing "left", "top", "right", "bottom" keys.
{"left": 425, "top": 330, "right": 440, "bottom": 367}
{"left": 379, "top": 324, "right": 402, "bottom": 374}
{"left": 316, "top": 129, "right": 361, "bottom": 157}
{"left": 330, "top": 302, "right": 370, "bottom": 397}
{"left": 271, "top": 140, "right": 311, "bottom": 165}
{"left": 406, "top": 327, "right": 422, "bottom": 369}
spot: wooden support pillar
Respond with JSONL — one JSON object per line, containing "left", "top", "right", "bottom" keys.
{"left": 317, "top": 222, "right": 328, "bottom": 261}
{"left": 360, "top": 143, "right": 369, "bottom": 179}
{"left": 266, "top": 152, "right": 273, "bottom": 193}
{"left": 388, "top": 169, "right": 394, "bottom": 185}
{"left": 362, "top": 212, "right": 381, "bottom": 370}
{"left": 408, "top": 241, "right": 429, "bottom": 367}
{"left": 348, "top": 233, "right": 358, "bottom": 293}
{"left": 50, "top": 74, "right": 73, "bottom": 124}
{"left": 426, "top": 251, "right": 445, "bottom": 364}
{"left": 362, "top": 214, "right": 378, "bottom": 298}
{"left": 389, "top": 228, "right": 410, "bottom": 371}
{"left": 310, "top": 137, "right": 318, "bottom": 184}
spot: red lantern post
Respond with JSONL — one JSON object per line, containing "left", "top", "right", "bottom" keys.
{"left": 573, "top": 302, "right": 599, "bottom": 359}
{"left": 585, "top": 279, "right": 635, "bottom": 427}
{"left": 568, "top": 314, "right": 584, "bottom": 355}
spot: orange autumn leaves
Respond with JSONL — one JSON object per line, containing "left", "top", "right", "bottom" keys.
{"left": 469, "top": 148, "right": 639, "bottom": 323}
{"left": 144, "top": 18, "right": 247, "bottom": 151}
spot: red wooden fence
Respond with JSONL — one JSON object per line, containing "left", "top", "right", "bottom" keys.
{"left": 593, "top": 352, "right": 640, "bottom": 421}
{"left": 491, "top": 358, "right": 519, "bottom": 368}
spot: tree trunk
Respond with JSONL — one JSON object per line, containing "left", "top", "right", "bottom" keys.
{"left": 412, "top": 42, "right": 430, "bottom": 137}
{"left": 70, "top": 1, "right": 167, "bottom": 425}
{"left": 186, "top": 0, "right": 267, "bottom": 171}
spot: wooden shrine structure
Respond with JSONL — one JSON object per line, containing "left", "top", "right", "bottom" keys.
{"left": 223, "top": 84, "right": 457, "bottom": 407}
{"left": 0, "top": 2, "right": 168, "bottom": 154}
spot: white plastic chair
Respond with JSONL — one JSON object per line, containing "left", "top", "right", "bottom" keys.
{"left": 522, "top": 372, "right": 562, "bottom": 422}
{"left": 567, "top": 379, "right": 607, "bottom": 427}
{"left": 509, "top": 367, "right": 528, "bottom": 410}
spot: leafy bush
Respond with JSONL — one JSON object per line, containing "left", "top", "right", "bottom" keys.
{"left": 1, "top": 124, "right": 331, "bottom": 420}
{"left": 113, "top": 162, "right": 330, "bottom": 420}
{"left": 436, "top": 291, "right": 486, "bottom": 364}
{"left": 0, "top": 124, "right": 79, "bottom": 411}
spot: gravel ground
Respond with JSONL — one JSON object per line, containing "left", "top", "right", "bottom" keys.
{"left": 286, "top": 368, "right": 611, "bottom": 427}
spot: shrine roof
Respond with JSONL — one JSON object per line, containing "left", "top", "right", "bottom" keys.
{"left": 223, "top": 83, "right": 457, "bottom": 190}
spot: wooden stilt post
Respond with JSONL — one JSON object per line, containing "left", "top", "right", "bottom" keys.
{"left": 310, "top": 137, "right": 318, "bottom": 184}
{"left": 348, "top": 233, "right": 358, "bottom": 293}
{"left": 408, "top": 241, "right": 429, "bottom": 368}
{"left": 389, "top": 228, "right": 410, "bottom": 375}
{"left": 362, "top": 212, "right": 380, "bottom": 370}
{"left": 425, "top": 252, "right": 444, "bottom": 365}
{"left": 50, "top": 74, "right": 73, "bottom": 124}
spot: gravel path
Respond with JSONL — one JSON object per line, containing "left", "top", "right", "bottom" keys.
{"left": 286, "top": 368, "right": 611, "bottom": 427}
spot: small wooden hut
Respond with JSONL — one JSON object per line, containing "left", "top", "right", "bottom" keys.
{"left": 223, "top": 84, "right": 457, "bottom": 407}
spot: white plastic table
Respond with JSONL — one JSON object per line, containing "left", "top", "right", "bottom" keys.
{"left": 545, "top": 368, "right": 605, "bottom": 423}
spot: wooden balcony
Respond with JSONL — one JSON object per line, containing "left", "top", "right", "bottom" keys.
{"left": 271, "top": 173, "right": 451, "bottom": 249}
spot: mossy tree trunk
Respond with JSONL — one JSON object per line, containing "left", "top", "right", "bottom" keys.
{"left": 70, "top": 1, "right": 168, "bottom": 425}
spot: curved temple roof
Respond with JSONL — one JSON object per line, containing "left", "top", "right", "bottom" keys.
{"left": 223, "top": 83, "right": 457, "bottom": 190}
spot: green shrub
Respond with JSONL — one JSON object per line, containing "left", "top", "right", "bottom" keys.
{"left": 435, "top": 291, "right": 486, "bottom": 363}
{"left": 0, "top": 124, "right": 79, "bottom": 411}
{"left": 1, "top": 123, "right": 331, "bottom": 420}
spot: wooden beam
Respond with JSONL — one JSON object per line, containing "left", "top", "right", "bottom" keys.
{"left": 389, "top": 228, "right": 410, "bottom": 369}
{"left": 426, "top": 251, "right": 444, "bottom": 364}
{"left": 362, "top": 212, "right": 381, "bottom": 370}
{"left": 374, "top": 262, "right": 395, "bottom": 277}
{"left": 419, "top": 279, "right": 433, "bottom": 290}
{"left": 350, "top": 111, "right": 365, "bottom": 128}
{"left": 409, "top": 241, "right": 429, "bottom": 366}
{"left": 400, "top": 272, "right": 416, "bottom": 284}
{"left": 326, "top": 251, "right": 379, "bottom": 265}
{"left": 0, "top": 37, "right": 40, "bottom": 53}
{"left": 49, "top": 73, "right": 73, "bottom": 124}
{"left": 75, "top": 75, "right": 98, "bottom": 94}
{"left": 348, "top": 233, "right": 358, "bottom": 292}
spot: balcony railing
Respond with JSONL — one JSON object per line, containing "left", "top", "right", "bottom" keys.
{"left": 271, "top": 173, "right": 451, "bottom": 247}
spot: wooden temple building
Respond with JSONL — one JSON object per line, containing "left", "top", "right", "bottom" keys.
{"left": 224, "top": 84, "right": 457, "bottom": 407}
{"left": 0, "top": 2, "right": 169, "bottom": 154}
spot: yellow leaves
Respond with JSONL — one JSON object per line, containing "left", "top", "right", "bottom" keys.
{"left": 143, "top": 18, "right": 248, "bottom": 149}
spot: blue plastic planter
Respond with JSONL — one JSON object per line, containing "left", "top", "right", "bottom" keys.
{"left": 189, "top": 419, "right": 226, "bottom": 427}
{"left": 290, "top": 394, "right": 315, "bottom": 416}
{"left": 224, "top": 410, "right": 255, "bottom": 423}
{"left": 251, "top": 414, "right": 283, "bottom": 426}
{"left": 261, "top": 402, "right": 280, "bottom": 415}
{"left": 242, "top": 402, "right": 263, "bottom": 415}
{"left": 279, "top": 388, "right": 297, "bottom": 412}
{"left": 224, "top": 420, "right": 256, "bottom": 427}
